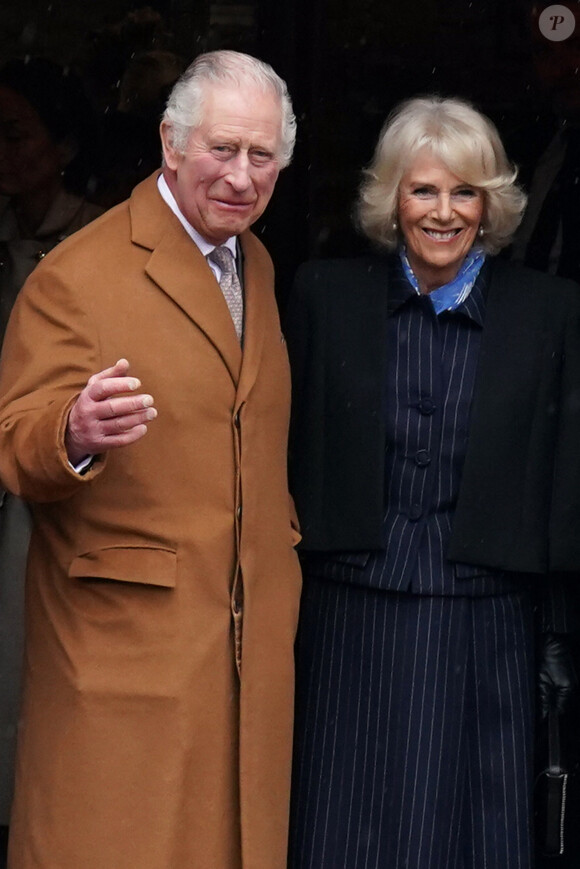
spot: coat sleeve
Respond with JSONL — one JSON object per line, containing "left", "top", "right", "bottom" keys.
{"left": 542, "top": 289, "right": 580, "bottom": 624}
{"left": 284, "top": 257, "right": 390, "bottom": 551}
{"left": 0, "top": 260, "right": 106, "bottom": 502}
{"left": 549, "top": 292, "right": 580, "bottom": 570}
{"left": 533, "top": 575, "right": 580, "bottom": 634}
{"left": 284, "top": 262, "right": 324, "bottom": 546}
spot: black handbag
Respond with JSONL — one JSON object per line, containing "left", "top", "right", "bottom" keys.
{"left": 535, "top": 709, "right": 569, "bottom": 857}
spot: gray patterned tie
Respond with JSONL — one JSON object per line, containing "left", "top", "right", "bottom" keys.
{"left": 208, "top": 245, "right": 244, "bottom": 341}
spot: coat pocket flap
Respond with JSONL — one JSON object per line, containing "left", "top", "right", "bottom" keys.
{"left": 68, "top": 546, "right": 177, "bottom": 588}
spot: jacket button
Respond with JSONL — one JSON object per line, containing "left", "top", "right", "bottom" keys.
{"left": 408, "top": 504, "right": 423, "bottom": 521}
{"left": 417, "top": 397, "right": 435, "bottom": 415}
{"left": 414, "top": 449, "right": 431, "bottom": 467}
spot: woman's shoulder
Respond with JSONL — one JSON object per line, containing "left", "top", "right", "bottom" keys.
{"left": 292, "top": 254, "right": 393, "bottom": 311}
{"left": 489, "top": 256, "right": 580, "bottom": 304}
{"left": 295, "top": 253, "right": 391, "bottom": 282}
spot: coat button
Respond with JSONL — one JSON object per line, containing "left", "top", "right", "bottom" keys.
{"left": 414, "top": 449, "right": 431, "bottom": 467}
{"left": 234, "top": 403, "right": 244, "bottom": 427}
{"left": 408, "top": 504, "right": 423, "bottom": 521}
{"left": 236, "top": 506, "right": 242, "bottom": 519}
{"left": 417, "top": 397, "right": 435, "bottom": 415}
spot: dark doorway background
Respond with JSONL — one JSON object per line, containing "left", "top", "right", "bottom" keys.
{"left": 0, "top": 0, "right": 551, "bottom": 306}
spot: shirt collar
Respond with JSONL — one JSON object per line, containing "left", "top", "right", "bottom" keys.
{"left": 457, "top": 265, "right": 488, "bottom": 327}
{"left": 387, "top": 253, "right": 489, "bottom": 327}
{"left": 157, "top": 174, "right": 237, "bottom": 261}
{"left": 387, "top": 256, "right": 417, "bottom": 314}
{"left": 399, "top": 245, "right": 486, "bottom": 314}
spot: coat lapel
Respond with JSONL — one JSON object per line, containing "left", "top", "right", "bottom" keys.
{"left": 129, "top": 173, "right": 243, "bottom": 384}
{"left": 234, "top": 231, "right": 270, "bottom": 411}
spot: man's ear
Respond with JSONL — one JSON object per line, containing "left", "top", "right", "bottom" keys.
{"left": 160, "top": 121, "right": 180, "bottom": 170}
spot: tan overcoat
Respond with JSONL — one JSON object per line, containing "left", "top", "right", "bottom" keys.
{"left": 0, "top": 173, "right": 302, "bottom": 869}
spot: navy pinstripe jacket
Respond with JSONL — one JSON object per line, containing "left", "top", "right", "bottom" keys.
{"left": 286, "top": 255, "right": 580, "bottom": 576}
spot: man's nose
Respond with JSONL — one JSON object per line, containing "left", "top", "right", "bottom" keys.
{"left": 226, "top": 153, "right": 252, "bottom": 191}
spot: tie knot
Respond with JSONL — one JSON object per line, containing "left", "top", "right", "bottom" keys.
{"left": 209, "top": 245, "right": 236, "bottom": 276}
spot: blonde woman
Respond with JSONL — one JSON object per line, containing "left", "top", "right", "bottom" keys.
{"left": 287, "top": 96, "right": 580, "bottom": 869}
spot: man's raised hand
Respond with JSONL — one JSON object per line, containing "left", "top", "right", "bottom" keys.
{"left": 65, "top": 359, "right": 157, "bottom": 465}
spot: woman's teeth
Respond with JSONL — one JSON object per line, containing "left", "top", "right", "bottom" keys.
{"left": 423, "top": 229, "right": 460, "bottom": 240}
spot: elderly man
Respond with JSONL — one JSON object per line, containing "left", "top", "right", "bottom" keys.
{"left": 0, "top": 50, "right": 301, "bottom": 869}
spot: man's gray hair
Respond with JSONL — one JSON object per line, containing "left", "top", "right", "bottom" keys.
{"left": 162, "top": 49, "right": 296, "bottom": 168}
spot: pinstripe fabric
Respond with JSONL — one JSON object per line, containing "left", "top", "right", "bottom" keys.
{"left": 289, "top": 260, "right": 535, "bottom": 868}
{"left": 289, "top": 581, "right": 534, "bottom": 869}
{"left": 304, "top": 260, "right": 520, "bottom": 597}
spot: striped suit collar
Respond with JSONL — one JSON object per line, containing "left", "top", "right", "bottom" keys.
{"left": 386, "top": 254, "right": 490, "bottom": 327}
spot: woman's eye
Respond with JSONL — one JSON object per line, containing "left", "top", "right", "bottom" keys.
{"left": 454, "top": 188, "right": 477, "bottom": 199}
{"left": 412, "top": 187, "right": 434, "bottom": 197}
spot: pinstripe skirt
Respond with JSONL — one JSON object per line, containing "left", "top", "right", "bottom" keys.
{"left": 288, "top": 576, "right": 534, "bottom": 869}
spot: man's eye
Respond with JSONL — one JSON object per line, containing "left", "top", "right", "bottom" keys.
{"left": 250, "top": 151, "right": 272, "bottom": 165}
{"left": 212, "top": 145, "right": 234, "bottom": 155}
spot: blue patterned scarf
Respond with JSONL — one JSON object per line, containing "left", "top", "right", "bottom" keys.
{"left": 399, "top": 246, "right": 486, "bottom": 314}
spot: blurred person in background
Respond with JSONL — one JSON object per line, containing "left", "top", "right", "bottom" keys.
{"left": 512, "top": 0, "right": 580, "bottom": 282}
{"left": 95, "top": 49, "right": 186, "bottom": 208}
{"left": 0, "top": 56, "right": 102, "bottom": 868}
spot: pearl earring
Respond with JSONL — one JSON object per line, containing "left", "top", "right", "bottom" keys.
{"left": 478, "top": 225, "right": 484, "bottom": 238}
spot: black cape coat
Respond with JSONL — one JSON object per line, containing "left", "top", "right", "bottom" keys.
{"left": 286, "top": 255, "right": 580, "bottom": 575}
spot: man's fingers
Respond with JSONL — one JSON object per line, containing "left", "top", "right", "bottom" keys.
{"left": 65, "top": 361, "right": 156, "bottom": 463}
{"left": 87, "top": 359, "right": 131, "bottom": 386}
{"left": 95, "top": 394, "right": 155, "bottom": 421}
{"left": 87, "top": 376, "right": 142, "bottom": 402}
{"left": 98, "top": 407, "right": 158, "bottom": 436}
{"left": 95, "top": 424, "right": 150, "bottom": 450}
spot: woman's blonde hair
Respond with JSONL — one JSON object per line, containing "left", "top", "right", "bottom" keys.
{"left": 356, "top": 95, "right": 527, "bottom": 254}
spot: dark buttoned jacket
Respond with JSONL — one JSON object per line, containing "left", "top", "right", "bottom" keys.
{"left": 286, "top": 254, "right": 580, "bottom": 575}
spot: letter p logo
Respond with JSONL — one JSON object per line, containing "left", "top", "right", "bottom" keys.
{"left": 539, "top": 5, "right": 576, "bottom": 41}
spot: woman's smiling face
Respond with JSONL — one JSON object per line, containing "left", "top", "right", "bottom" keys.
{"left": 397, "top": 149, "right": 484, "bottom": 293}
